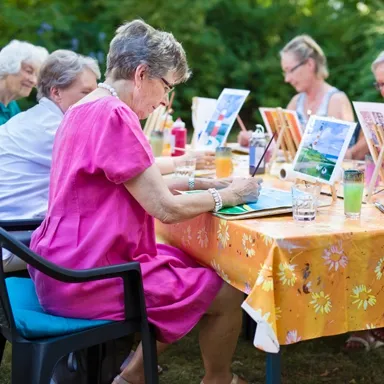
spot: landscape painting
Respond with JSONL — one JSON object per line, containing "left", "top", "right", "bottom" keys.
{"left": 292, "top": 116, "right": 357, "bottom": 184}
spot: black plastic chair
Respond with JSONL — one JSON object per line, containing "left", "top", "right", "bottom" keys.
{"left": 0, "top": 218, "right": 43, "bottom": 249}
{"left": 0, "top": 227, "right": 159, "bottom": 384}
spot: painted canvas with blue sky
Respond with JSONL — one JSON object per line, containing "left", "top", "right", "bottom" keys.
{"left": 292, "top": 115, "right": 357, "bottom": 185}
{"left": 197, "top": 88, "right": 249, "bottom": 149}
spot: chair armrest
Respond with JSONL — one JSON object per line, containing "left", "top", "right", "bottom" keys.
{"left": 0, "top": 227, "right": 145, "bottom": 321}
{"left": 0, "top": 218, "right": 43, "bottom": 231}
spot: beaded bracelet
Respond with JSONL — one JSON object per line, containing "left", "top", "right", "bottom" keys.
{"left": 208, "top": 188, "right": 223, "bottom": 212}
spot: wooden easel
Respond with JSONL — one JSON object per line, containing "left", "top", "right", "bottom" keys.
{"left": 366, "top": 121, "right": 384, "bottom": 202}
{"left": 269, "top": 107, "right": 297, "bottom": 166}
{"left": 295, "top": 178, "right": 339, "bottom": 202}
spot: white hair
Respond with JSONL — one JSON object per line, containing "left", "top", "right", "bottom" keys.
{"left": 372, "top": 51, "right": 384, "bottom": 73}
{"left": 106, "top": 19, "right": 191, "bottom": 84}
{"left": 0, "top": 40, "right": 49, "bottom": 78}
{"left": 37, "top": 50, "right": 101, "bottom": 100}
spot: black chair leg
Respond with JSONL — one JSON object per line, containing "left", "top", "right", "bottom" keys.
{"left": 0, "top": 334, "right": 6, "bottom": 364}
{"left": 12, "top": 343, "right": 59, "bottom": 384}
{"left": 141, "top": 322, "right": 159, "bottom": 384}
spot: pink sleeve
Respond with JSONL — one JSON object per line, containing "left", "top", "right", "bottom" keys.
{"left": 91, "top": 105, "right": 155, "bottom": 184}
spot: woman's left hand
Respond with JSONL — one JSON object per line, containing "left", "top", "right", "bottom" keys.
{"left": 191, "top": 151, "right": 215, "bottom": 170}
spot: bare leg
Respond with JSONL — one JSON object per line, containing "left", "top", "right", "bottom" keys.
{"left": 117, "top": 341, "right": 168, "bottom": 384}
{"left": 199, "top": 282, "right": 246, "bottom": 384}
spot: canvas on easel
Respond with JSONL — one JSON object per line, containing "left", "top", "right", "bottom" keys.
{"left": 352, "top": 101, "right": 384, "bottom": 202}
{"left": 291, "top": 115, "right": 357, "bottom": 201}
{"left": 259, "top": 107, "right": 303, "bottom": 164}
{"left": 196, "top": 89, "right": 250, "bottom": 150}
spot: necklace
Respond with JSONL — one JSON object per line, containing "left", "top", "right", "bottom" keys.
{"left": 97, "top": 82, "right": 119, "bottom": 99}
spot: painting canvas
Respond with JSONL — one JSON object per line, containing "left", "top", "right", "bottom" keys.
{"left": 259, "top": 107, "right": 303, "bottom": 150}
{"left": 352, "top": 101, "right": 384, "bottom": 147}
{"left": 292, "top": 115, "right": 357, "bottom": 185}
{"left": 197, "top": 88, "right": 250, "bottom": 149}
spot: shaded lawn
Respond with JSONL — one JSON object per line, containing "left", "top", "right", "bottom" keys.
{"left": 1, "top": 328, "right": 384, "bottom": 384}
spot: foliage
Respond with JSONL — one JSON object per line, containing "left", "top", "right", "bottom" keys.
{"left": 0, "top": 0, "right": 382, "bottom": 129}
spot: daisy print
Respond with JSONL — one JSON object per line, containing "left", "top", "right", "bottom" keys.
{"left": 277, "top": 262, "right": 297, "bottom": 286}
{"left": 275, "top": 306, "right": 282, "bottom": 320}
{"left": 286, "top": 330, "right": 302, "bottom": 344}
{"left": 256, "top": 263, "right": 274, "bottom": 292}
{"left": 211, "top": 259, "right": 230, "bottom": 284}
{"left": 181, "top": 225, "right": 192, "bottom": 247}
{"left": 242, "top": 233, "right": 256, "bottom": 257}
{"left": 217, "top": 220, "right": 230, "bottom": 248}
{"left": 351, "top": 285, "right": 376, "bottom": 310}
{"left": 375, "top": 257, "right": 384, "bottom": 280}
{"left": 197, "top": 227, "right": 209, "bottom": 248}
{"left": 322, "top": 241, "right": 348, "bottom": 271}
{"left": 310, "top": 291, "right": 332, "bottom": 314}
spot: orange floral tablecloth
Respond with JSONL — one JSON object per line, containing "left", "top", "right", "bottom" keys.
{"left": 156, "top": 179, "right": 384, "bottom": 353}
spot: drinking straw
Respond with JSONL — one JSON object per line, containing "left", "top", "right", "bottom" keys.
{"left": 251, "top": 132, "right": 276, "bottom": 177}
{"left": 236, "top": 115, "right": 248, "bottom": 132}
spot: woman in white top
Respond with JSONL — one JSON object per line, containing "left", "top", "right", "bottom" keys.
{"left": 0, "top": 49, "right": 101, "bottom": 272}
{"left": 0, "top": 40, "right": 48, "bottom": 125}
{"left": 281, "top": 35, "right": 354, "bottom": 127}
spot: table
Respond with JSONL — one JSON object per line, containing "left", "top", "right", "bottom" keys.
{"left": 156, "top": 178, "right": 384, "bottom": 356}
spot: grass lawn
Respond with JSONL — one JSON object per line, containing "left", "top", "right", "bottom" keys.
{"left": 1, "top": 327, "right": 384, "bottom": 384}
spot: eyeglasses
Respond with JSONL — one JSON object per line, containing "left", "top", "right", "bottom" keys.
{"left": 160, "top": 77, "right": 175, "bottom": 94}
{"left": 374, "top": 81, "right": 384, "bottom": 91}
{"left": 282, "top": 60, "right": 308, "bottom": 76}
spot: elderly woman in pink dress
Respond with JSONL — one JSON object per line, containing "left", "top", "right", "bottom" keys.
{"left": 29, "top": 20, "right": 261, "bottom": 384}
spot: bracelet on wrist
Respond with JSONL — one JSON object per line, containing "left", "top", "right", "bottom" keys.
{"left": 208, "top": 188, "right": 223, "bottom": 212}
{"left": 188, "top": 176, "right": 195, "bottom": 191}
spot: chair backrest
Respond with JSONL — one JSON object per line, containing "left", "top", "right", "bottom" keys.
{"left": 0, "top": 247, "right": 14, "bottom": 332}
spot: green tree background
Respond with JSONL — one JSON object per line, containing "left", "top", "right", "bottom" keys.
{"left": 0, "top": 0, "right": 383, "bottom": 129}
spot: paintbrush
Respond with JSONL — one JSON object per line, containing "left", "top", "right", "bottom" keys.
{"left": 251, "top": 132, "right": 276, "bottom": 177}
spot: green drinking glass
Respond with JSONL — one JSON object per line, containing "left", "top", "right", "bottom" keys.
{"left": 343, "top": 169, "right": 364, "bottom": 219}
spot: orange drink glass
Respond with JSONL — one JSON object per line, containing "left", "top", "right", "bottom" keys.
{"left": 215, "top": 147, "right": 233, "bottom": 178}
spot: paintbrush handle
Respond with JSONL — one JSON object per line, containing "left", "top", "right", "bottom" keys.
{"left": 251, "top": 132, "right": 276, "bottom": 177}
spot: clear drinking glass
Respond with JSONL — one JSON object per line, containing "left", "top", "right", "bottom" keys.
{"left": 215, "top": 147, "right": 233, "bottom": 178}
{"left": 291, "top": 182, "right": 321, "bottom": 221}
{"left": 173, "top": 157, "right": 196, "bottom": 178}
{"left": 149, "top": 131, "right": 164, "bottom": 157}
{"left": 344, "top": 169, "right": 364, "bottom": 219}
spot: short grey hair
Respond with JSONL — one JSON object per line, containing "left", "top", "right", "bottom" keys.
{"left": 372, "top": 51, "right": 384, "bottom": 73}
{"left": 37, "top": 49, "right": 101, "bottom": 100}
{"left": 106, "top": 19, "right": 191, "bottom": 84}
{"left": 0, "top": 40, "right": 49, "bottom": 78}
{"left": 280, "top": 35, "right": 329, "bottom": 79}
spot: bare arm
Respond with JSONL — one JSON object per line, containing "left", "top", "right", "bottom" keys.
{"left": 286, "top": 94, "right": 300, "bottom": 111}
{"left": 345, "top": 131, "right": 369, "bottom": 160}
{"left": 327, "top": 93, "right": 355, "bottom": 122}
{"left": 124, "top": 164, "right": 261, "bottom": 224}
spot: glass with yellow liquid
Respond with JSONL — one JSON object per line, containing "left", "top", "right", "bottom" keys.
{"left": 215, "top": 147, "right": 233, "bottom": 178}
{"left": 343, "top": 169, "right": 364, "bottom": 219}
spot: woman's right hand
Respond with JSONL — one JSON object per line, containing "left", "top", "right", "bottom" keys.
{"left": 225, "top": 177, "right": 262, "bottom": 205}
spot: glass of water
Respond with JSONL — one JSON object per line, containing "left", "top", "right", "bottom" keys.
{"left": 173, "top": 157, "right": 196, "bottom": 178}
{"left": 291, "top": 182, "right": 321, "bottom": 221}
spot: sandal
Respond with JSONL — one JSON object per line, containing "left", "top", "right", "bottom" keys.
{"left": 371, "top": 328, "right": 384, "bottom": 342}
{"left": 120, "top": 350, "right": 163, "bottom": 374}
{"left": 112, "top": 375, "right": 131, "bottom": 384}
{"left": 344, "top": 331, "right": 384, "bottom": 352}
{"left": 201, "top": 373, "right": 242, "bottom": 384}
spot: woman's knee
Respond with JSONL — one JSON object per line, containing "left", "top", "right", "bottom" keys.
{"left": 207, "top": 282, "right": 244, "bottom": 315}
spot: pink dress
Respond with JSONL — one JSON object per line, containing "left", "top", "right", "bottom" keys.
{"left": 29, "top": 96, "right": 223, "bottom": 343}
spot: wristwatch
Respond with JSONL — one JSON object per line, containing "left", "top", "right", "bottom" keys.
{"left": 208, "top": 188, "right": 223, "bottom": 212}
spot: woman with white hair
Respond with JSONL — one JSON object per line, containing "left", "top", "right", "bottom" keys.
{"left": 0, "top": 49, "right": 100, "bottom": 272}
{"left": 29, "top": 20, "right": 260, "bottom": 384}
{"left": 0, "top": 40, "right": 48, "bottom": 124}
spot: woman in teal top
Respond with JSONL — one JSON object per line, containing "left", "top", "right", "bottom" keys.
{"left": 0, "top": 40, "right": 48, "bottom": 125}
